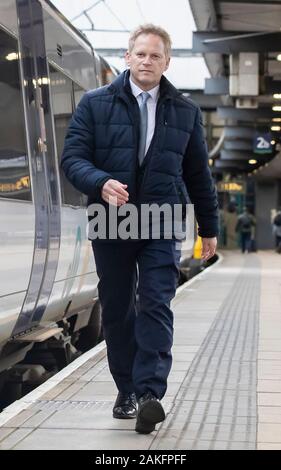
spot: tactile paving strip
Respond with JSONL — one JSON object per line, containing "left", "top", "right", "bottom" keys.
{"left": 152, "top": 255, "right": 260, "bottom": 450}
{"left": 32, "top": 400, "right": 110, "bottom": 411}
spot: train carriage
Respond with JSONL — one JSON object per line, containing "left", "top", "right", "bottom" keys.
{"left": 0, "top": 0, "right": 116, "bottom": 389}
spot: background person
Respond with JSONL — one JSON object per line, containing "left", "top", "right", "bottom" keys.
{"left": 272, "top": 208, "right": 281, "bottom": 253}
{"left": 235, "top": 206, "right": 255, "bottom": 253}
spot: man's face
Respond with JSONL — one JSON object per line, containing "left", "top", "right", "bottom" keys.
{"left": 125, "top": 33, "right": 170, "bottom": 90}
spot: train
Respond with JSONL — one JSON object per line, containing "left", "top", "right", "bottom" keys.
{"left": 0, "top": 0, "right": 123, "bottom": 403}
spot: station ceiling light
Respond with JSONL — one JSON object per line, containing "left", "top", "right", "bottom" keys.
{"left": 272, "top": 117, "right": 281, "bottom": 122}
{"left": 277, "top": 54, "right": 281, "bottom": 61}
{"left": 271, "top": 125, "right": 281, "bottom": 131}
{"left": 272, "top": 105, "right": 281, "bottom": 111}
{"left": 6, "top": 52, "right": 19, "bottom": 61}
{"left": 249, "top": 159, "right": 257, "bottom": 165}
{"left": 273, "top": 94, "right": 281, "bottom": 99}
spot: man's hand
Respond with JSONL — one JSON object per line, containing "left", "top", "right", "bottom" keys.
{"left": 101, "top": 179, "right": 129, "bottom": 206}
{"left": 201, "top": 237, "right": 217, "bottom": 261}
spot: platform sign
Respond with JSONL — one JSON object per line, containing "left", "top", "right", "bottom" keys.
{"left": 217, "top": 181, "right": 245, "bottom": 193}
{"left": 253, "top": 132, "right": 272, "bottom": 154}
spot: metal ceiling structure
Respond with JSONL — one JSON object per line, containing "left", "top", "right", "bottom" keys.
{"left": 189, "top": 0, "right": 281, "bottom": 178}
{"left": 51, "top": 0, "right": 210, "bottom": 90}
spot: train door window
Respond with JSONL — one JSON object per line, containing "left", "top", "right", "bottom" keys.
{"left": 49, "top": 64, "right": 86, "bottom": 206}
{"left": 73, "top": 82, "right": 84, "bottom": 109}
{"left": 94, "top": 53, "right": 102, "bottom": 87}
{"left": 0, "top": 28, "right": 31, "bottom": 201}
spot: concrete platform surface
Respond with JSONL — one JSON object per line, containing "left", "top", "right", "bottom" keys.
{"left": 0, "top": 250, "right": 281, "bottom": 450}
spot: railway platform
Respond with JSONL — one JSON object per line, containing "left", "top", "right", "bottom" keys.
{"left": 0, "top": 250, "right": 281, "bottom": 450}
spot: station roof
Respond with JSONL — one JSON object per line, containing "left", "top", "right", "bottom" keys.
{"left": 189, "top": 0, "right": 281, "bottom": 177}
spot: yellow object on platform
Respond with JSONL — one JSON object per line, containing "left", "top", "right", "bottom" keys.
{"left": 193, "top": 236, "right": 202, "bottom": 259}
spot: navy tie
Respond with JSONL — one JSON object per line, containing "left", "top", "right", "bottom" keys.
{"left": 138, "top": 92, "right": 150, "bottom": 165}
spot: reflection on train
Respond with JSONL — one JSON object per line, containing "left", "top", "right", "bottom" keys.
{"left": 0, "top": 0, "right": 119, "bottom": 407}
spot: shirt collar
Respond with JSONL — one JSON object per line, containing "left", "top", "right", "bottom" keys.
{"left": 129, "top": 76, "right": 159, "bottom": 102}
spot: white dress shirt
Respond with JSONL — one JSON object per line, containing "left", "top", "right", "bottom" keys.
{"left": 129, "top": 77, "right": 159, "bottom": 155}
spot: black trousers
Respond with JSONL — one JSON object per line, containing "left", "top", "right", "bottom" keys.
{"left": 91, "top": 239, "right": 181, "bottom": 399}
{"left": 241, "top": 232, "right": 251, "bottom": 253}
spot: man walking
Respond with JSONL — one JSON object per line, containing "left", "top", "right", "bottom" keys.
{"left": 61, "top": 24, "right": 218, "bottom": 434}
{"left": 235, "top": 207, "right": 255, "bottom": 253}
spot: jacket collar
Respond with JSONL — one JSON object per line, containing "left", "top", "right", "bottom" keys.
{"left": 108, "top": 69, "right": 182, "bottom": 101}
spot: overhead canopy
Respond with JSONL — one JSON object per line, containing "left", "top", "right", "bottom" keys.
{"left": 189, "top": 0, "right": 281, "bottom": 176}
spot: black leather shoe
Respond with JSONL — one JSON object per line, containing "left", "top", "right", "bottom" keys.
{"left": 135, "top": 392, "right": 165, "bottom": 434}
{"left": 113, "top": 392, "right": 137, "bottom": 419}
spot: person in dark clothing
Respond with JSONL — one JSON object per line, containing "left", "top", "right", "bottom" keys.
{"left": 272, "top": 209, "right": 281, "bottom": 252}
{"left": 61, "top": 24, "right": 219, "bottom": 434}
{"left": 235, "top": 207, "right": 255, "bottom": 253}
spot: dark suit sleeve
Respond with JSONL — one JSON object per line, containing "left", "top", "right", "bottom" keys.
{"left": 61, "top": 92, "right": 112, "bottom": 199}
{"left": 182, "top": 107, "right": 219, "bottom": 238}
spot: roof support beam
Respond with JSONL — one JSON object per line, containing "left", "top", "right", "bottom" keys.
{"left": 217, "top": 107, "right": 281, "bottom": 120}
{"left": 206, "top": 77, "right": 281, "bottom": 95}
{"left": 264, "top": 78, "right": 281, "bottom": 94}
{"left": 181, "top": 92, "right": 223, "bottom": 109}
{"left": 214, "top": 160, "right": 254, "bottom": 169}
{"left": 214, "top": 0, "right": 281, "bottom": 4}
{"left": 205, "top": 77, "right": 229, "bottom": 95}
{"left": 224, "top": 127, "right": 256, "bottom": 139}
{"left": 192, "top": 31, "right": 281, "bottom": 53}
{"left": 223, "top": 141, "right": 253, "bottom": 151}
{"left": 220, "top": 150, "right": 270, "bottom": 160}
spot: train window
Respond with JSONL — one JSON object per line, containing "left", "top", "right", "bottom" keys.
{"left": 49, "top": 65, "right": 87, "bottom": 206}
{"left": 73, "top": 82, "right": 85, "bottom": 109}
{"left": 0, "top": 28, "right": 31, "bottom": 201}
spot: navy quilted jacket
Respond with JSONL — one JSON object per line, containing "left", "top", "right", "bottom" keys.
{"left": 61, "top": 70, "right": 218, "bottom": 238}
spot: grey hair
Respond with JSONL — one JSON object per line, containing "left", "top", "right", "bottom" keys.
{"left": 128, "top": 24, "right": 172, "bottom": 57}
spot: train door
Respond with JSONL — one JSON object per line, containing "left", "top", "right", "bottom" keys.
{"left": 0, "top": 21, "right": 35, "bottom": 344}
{"left": 11, "top": 0, "right": 61, "bottom": 336}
